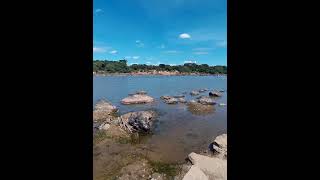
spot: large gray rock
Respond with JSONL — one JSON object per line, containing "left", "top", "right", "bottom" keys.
{"left": 119, "top": 111, "right": 157, "bottom": 133}
{"left": 187, "top": 101, "right": 215, "bottom": 115}
{"left": 93, "top": 100, "right": 118, "bottom": 121}
{"left": 197, "top": 96, "right": 216, "bottom": 105}
{"left": 212, "top": 134, "right": 227, "bottom": 158}
{"left": 121, "top": 94, "right": 154, "bottom": 105}
{"left": 182, "top": 165, "right": 208, "bottom": 180}
{"left": 164, "top": 97, "right": 179, "bottom": 104}
{"left": 160, "top": 95, "right": 172, "bottom": 100}
{"left": 209, "top": 91, "right": 222, "bottom": 97}
{"left": 177, "top": 98, "right": 187, "bottom": 103}
{"left": 188, "top": 152, "right": 227, "bottom": 180}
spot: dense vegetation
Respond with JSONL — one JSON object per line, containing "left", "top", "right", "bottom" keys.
{"left": 93, "top": 60, "right": 227, "bottom": 74}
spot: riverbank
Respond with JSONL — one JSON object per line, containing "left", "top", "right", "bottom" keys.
{"left": 93, "top": 71, "right": 227, "bottom": 77}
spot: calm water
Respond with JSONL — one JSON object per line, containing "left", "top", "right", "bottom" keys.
{"left": 93, "top": 75, "right": 227, "bottom": 163}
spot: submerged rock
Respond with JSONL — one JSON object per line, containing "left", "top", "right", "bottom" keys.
{"left": 121, "top": 94, "right": 154, "bottom": 105}
{"left": 197, "top": 96, "right": 216, "bottom": 105}
{"left": 187, "top": 101, "right": 215, "bottom": 115}
{"left": 190, "top": 91, "right": 200, "bottom": 96}
{"left": 209, "top": 91, "right": 222, "bottom": 97}
{"left": 93, "top": 100, "right": 118, "bottom": 121}
{"left": 119, "top": 111, "right": 157, "bottom": 133}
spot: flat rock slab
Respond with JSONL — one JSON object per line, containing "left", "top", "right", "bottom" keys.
{"left": 121, "top": 94, "right": 154, "bottom": 105}
{"left": 182, "top": 165, "right": 209, "bottom": 180}
{"left": 188, "top": 152, "right": 227, "bottom": 180}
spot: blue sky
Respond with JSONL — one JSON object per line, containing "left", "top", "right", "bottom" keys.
{"left": 93, "top": 0, "right": 227, "bottom": 66}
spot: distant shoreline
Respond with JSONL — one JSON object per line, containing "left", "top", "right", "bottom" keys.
{"left": 93, "top": 72, "right": 227, "bottom": 77}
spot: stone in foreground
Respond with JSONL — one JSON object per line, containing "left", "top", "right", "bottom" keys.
{"left": 188, "top": 152, "right": 227, "bottom": 180}
{"left": 121, "top": 94, "right": 154, "bottom": 105}
{"left": 212, "top": 134, "right": 227, "bottom": 158}
{"left": 182, "top": 165, "right": 208, "bottom": 180}
{"left": 93, "top": 100, "right": 118, "bottom": 121}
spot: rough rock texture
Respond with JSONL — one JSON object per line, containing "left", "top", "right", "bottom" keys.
{"left": 177, "top": 98, "right": 187, "bottom": 103}
{"left": 212, "top": 134, "right": 227, "bottom": 158}
{"left": 98, "top": 122, "right": 110, "bottom": 131}
{"left": 160, "top": 96, "right": 172, "bottom": 100}
{"left": 93, "top": 100, "right": 118, "bottom": 121}
{"left": 119, "top": 111, "right": 157, "bottom": 133}
{"left": 121, "top": 94, "right": 154, "bottom": 105}
{"left": 182, "top": 165, "right": 208, "bottom": 180}
{"left": 187, "top": 152, "right": 227, "bottom": 180}
{"left": 190, "top": 91, "right": 200, "bottom": 96}
{"left": 209, "top": 91, "right": 222, "bottom": 97}
{"left": 197, "top": 96, "right": 216, "bottom": 105}
{"left": 164, "top": 97, "right": 179, "bottom": 104}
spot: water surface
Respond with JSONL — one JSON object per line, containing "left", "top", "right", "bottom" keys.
{"left": 93, "top": 75, "right": 227, "bottom": 163}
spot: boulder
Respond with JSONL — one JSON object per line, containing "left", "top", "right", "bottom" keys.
{"left": 119, "top": 111, "right": 157, "bottom": 133}
{"left": 190, "top": 91, "right": 200, "bottom": 96}
{"left": 197, "top": 96, "right": 217, "bottom": 105}
{"left": 99, "top": 122, "right": 110, "bottom": 131}
{"left": 188, "top": 152, "right": 227, "bottom": 180}
{"left": 212, "top": 134, "right": 227, "bottom": 158}
{"left": 93, "top": 100, "right": 118, "bottom": 121}
{"left": 209, "top": 91, "right": 222, "bottom": 97}
{"left": 121, "top": 94, "right": 154, "bottom": 105}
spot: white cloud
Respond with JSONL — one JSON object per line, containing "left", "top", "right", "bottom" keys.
{"left": 125, "top": 56, "right": 131, "bottom": 59}
{"left": 109, "top": 50, "right": 117, "bottom": 54}
{"left": 159, "top": 44, "right": 165, "bottom": 49}
{"left": 95, "top": 9, "right": 103, "bottom": 13}
{"left": 146, "top": 61, "right": 151, "bottom": 64}
{"left": 179, "top": 33, "right": 191, "bottom": 39}
{"left": 170, "top": 64, "right": 176, "bottom": 66}
{"left": 132, "top": 56, "right": 140, "bottom": 59}
{"left": 193, "top": 52, "right": 209, "bottom": 55}
{"left": 93, "top": 47, "right": 107, "bottom": 53}
{"left": 184, "top": 60, "right": 197, "bottom": 64}
{"left": 163, "top": 50, "right": 181, "bottom": 54}
{"left": 135, "top": 40, "right": 144, "bottom": 47}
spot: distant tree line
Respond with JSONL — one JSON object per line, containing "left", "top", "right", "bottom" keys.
{"left": 93, "top": 60, "right": 227, "bottom": 74}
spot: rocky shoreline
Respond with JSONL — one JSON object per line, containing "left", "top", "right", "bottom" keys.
{"left": 93, "top": 71, "right": 227, "bottom": 77}
{"left": 93, "top": 89, "right": 227, "bottom": 180}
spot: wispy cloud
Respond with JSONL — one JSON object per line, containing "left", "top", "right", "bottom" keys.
{"left": 184, "top": 60, "right": 197, "bottom": 64}
{"left": 135, "top": 40, "right": 144, "bottom": 47}
{"left": 146, "top": 61, "right": 151, "bottom": 64}
{"left": 179, "top": 33, "right": 191, "bottom": 39}
{"left": 132, "top": 56, "right": 140, "bottom": 59}
{"left": 95, "top": 9, "right": 103, "bottom": 14}
{"left": 125, "top": 56, "right": 131, "bottom": 59}
{"left": 163, "top": 50, "right": 181, "bottom": 54}
{"left": 192, "top": 47, "right": 215, "bottom": 51}
{"left": 93, "top": 47, "right": 109, "bottom": 53}
{"left": 193, "top": 52, "right": 209, "bottom": 55}
{"left": 109, "top": 50, "right": 118, "bottom": 54}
